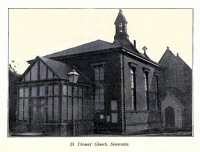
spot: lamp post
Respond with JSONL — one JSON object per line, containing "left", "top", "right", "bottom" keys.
{"left": 67, "top": 67, "right": 79, "bottom": 136}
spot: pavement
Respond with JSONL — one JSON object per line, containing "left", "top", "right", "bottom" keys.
{"left": 133, "top": 131, "right": 192, "bottom": 136}
{"left": 10, "top": 130, "right": 192, "bottom": 137}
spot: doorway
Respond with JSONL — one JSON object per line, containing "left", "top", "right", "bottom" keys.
{"left": 165, "top": 106, "right": 175, "bottom": 128}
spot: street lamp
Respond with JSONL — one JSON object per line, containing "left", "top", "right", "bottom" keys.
{"left": 67, "top": 67, "right": 79, "bottom": 136}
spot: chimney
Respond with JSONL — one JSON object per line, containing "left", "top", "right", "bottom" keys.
{"left": 134, "top": 40, "right": 136, "bottom": 48}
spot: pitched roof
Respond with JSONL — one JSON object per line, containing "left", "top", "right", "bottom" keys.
{"left": 176, "top": 55, "right": 192, "bottom": 72}
{"left": 39, "top": 57, "right": 92, "bottom": 83}
{"left": 39, "top": 56, "right": 70, "bottom": 80}
{"left": 44, "top": 39, "right": 120, "bottom": 59}
{"left": 159, "top": 49, "right": 175, "bottom": 64}
{"left": 159, "top": 48, "right": 192, "bottom": 71}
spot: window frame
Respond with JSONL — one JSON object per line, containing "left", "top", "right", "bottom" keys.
{"left": 128, "top": 62, "right": 138, "bottom": 110}
{"left": 62, "top": 84, "right": 85, "bottom": 122}
{"left": 92, "top": 63, "right": 105, "bottom": 112}
{"left": 143, "top": 68, "right": 150, "bottom": 111}
{"left": 18, "top": 86, "right": 30, "bottom": 121}
{"left": 130, "top": 67, "right": 137, "bottom": 110}
{"left": 155, "top": 75, "right": 160, "bottom": 110}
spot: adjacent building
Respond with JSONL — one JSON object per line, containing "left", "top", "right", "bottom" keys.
{"left": 159, "top": 48, "right": 192, "bottom": 130}
{"left": 12, "top": 10, "right": 192, "bottom": 136}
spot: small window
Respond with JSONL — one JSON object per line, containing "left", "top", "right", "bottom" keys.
{"left": 99, "top": 66, "right": 104, "bottom": 80}
{"left": 31, "top": 87, "right": 37, "bottom": 97}
{"left": 119, "top": 23, "right": 123, "bottom": 32}
{"left": 78, "top": 87, "right": 83, "bottom": 97}
{"left": 39, "top": 86, "right": 46, "bottom": 96}
{"left": 68, "top": 86, "right": 72, "bottom": 96}
{"left": 111, "top": 100, "right": 117, "bottom": 111}
{"left": 54, "top": 85, "right": 59, "bottom": 96}
{"left": 73, "top": 86, "right": 78, "bottom": 97}
{"left": 100, "top": 114, "right": 104, "bottom": 120}
{"left": 19, "top": 88, "right": 24, "bottom": 97}
{"left": 111, "top": 113, "right": 118, "bottom": 123}
{"left": 48, "top": 85, "right": 53, "bottom": 96}
{"left": 106, "top": 115, "right": 110, "bottom": 122}
{"left": 63, "top": 85, "right": 67, "bottom": 96}
{"left": 24, "top": 88, "right": 29, "bottom": 97}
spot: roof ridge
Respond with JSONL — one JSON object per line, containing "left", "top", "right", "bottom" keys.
{"left": 159, "top": 49, "right": 175, "bottom": 63}
{"left": 44, "top": 39, "right": 120, "bottom": 59}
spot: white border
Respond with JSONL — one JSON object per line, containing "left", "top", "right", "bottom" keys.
{"left": 0, "top": 1, "right": 200, "bottom": 152}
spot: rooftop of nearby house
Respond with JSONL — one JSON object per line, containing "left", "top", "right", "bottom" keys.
{"left": 159, "top": 47, "right": 192, "bottom": 71}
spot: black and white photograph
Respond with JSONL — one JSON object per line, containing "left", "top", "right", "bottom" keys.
{"left": 8, "top": 8, "right": 193, "bottom": 137}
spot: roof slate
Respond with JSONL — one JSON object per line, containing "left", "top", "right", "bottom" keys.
{"left": 39, "top": 56, "right": 71, "bottom": 80}
{"left": 39, "top": 56, "right": 92, "bottom": 83}
{"left": 44, "top": 39, "right": 120, "bottom": 59}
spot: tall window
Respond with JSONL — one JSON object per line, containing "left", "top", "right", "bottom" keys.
{"left": 18, "top": 87, "right": 29, "bottom": 121}
{"left": 155, "top": 75, "right": 159, "bottom": 110}
{"left": 47, "top": 84, "right": 60, "bottom": 121}
{"left": 111, "top": 100, "right": 118, "bottom": 123}
{"left": 18, "top": 84, "right": 61, "bottom": 122}
{"left": 94, "top": 65, "right": 104, "bottom": 111}
{"left": 144, "top": 71, "right": 149, "bottom": 110}
{"left": 130, "top": 68, "right": 136, "bottom": 110}
{"left": 62, "top": 85, "right": 83, "bottom": 122}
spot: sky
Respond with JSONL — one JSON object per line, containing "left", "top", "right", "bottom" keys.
{"left": 9, "top": 9, "right": 193, "bottom": 74}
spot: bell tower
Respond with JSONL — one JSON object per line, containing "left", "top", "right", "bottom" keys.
{"left": 114, "top": 9, "right": 129, "bottom": 45}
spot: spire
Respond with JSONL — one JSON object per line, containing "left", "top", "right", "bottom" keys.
{"left": 113, "top": 9, "right": 129, "bottom": 46}
{"left": 114, "top": 9, "right": 127, "bottom": 25}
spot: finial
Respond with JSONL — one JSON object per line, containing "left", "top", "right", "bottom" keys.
{"left": 142, "top": 46, "right": 147, "bottom": 54}
{"left": 177, "top": 53, "right": 179, "bottom": 56}
{"left": 167, "top": 46, "right": 170, "bottom": 50}
{"left": 119, "top": 9, "right": 122, "bottom": 13}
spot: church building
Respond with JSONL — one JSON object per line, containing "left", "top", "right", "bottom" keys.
{"left": 13, "top": 10, "right": 192, "bottom": 136}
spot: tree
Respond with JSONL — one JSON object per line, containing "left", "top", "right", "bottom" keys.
{"left": 9, "top": 61, "right": 20, "bottom": 134}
